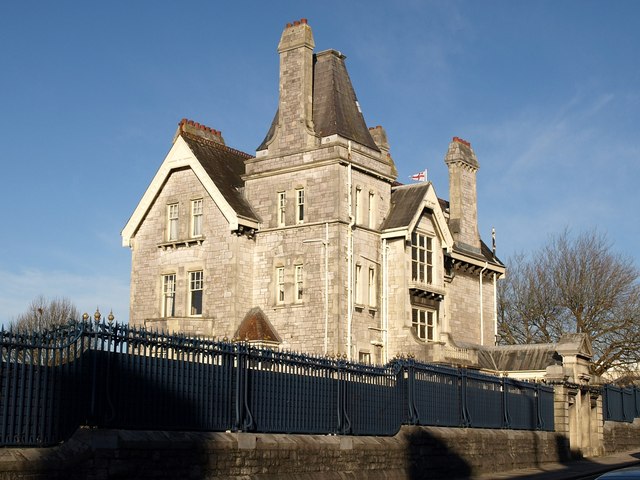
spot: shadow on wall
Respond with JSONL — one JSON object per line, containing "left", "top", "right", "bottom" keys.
{"left": 405, "top": 429, "right": 472, "bottom": 480}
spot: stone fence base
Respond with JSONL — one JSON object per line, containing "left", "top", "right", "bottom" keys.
{"left": 604, "top": 419, "right": 640, "bottom": 455}
{"left": 0, "top": 426, "right": 569, "bottom": 479}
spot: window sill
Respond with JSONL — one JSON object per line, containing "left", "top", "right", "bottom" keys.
{"left": 273, "top": 302, "right": 305, "bottom": 310}
{"left": 158, "top": 236, "right": 205, "bottom": 250}
{"left": 408, "top": 281, "right": 445, "bottom": 300}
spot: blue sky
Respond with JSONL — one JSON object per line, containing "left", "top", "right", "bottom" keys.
{"left": 1, "top": 1, "right": 639, "bottom": 325}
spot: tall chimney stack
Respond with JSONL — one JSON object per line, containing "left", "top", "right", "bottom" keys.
{"left": 444, "top": 137, "right": 481, "bottom": 254}
{"left": 272, "top": 19, "right": 317, "bottom": 153}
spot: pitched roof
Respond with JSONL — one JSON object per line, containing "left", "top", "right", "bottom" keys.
{"left": 380, "top": 183, "right": 431, "bottom": 231}
{"left": 121, "top": 122, "right": 260, "bottom": 246}
{"left": 181, "top": 133, "right": 258, "bottom": 223}
{"left": 257, "top": 50, "right": 379, "bottom": 151}
{"left": 235, "top": 307, "right": 282, "bottom": 343}
{"left": 475, "top": 333, "right": 592, "bottom": 373}
{"left": 381, "top": 182, "right": 504, "bottom": 268}
{"left": 476, "top": 344, "right": 562, "bottom": 372}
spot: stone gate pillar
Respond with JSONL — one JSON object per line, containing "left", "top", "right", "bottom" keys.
{"left": 546, "top": 334, "right": 604, "bottom": 457}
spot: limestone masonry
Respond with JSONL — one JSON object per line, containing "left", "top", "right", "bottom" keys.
{"left": 122, "top": 19, "right": 506, "bottom": 365}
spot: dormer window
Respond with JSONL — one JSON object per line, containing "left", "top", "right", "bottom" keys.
{"left": 167, "top": 203, "right": 179, "bottom": 241}
{"left": 411, "top": 232, "right": 433, "bottom": 284}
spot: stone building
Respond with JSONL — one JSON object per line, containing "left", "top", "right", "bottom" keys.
{"left": 122, "top": 19, "right": 505, "bottom": 364}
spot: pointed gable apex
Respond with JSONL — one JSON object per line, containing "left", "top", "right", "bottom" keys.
{"left": 556, "top": 333, "right": 594, "bottom": 360}
{"left": 121, "top": 135, "right": 258, "bottom": 247}
{"left": 381, "top": 183, "right": 453, "bottom": 252}
{"left": 235, "top": 307, "right": 282, "bottom": 343}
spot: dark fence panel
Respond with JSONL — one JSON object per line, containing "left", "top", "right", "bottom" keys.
{"left": 246, "top": 349, "right": 338, "bottom": 434}
{"left": 603, "top": 385, "right": 638, "bottom": 423}
{"left": 505, "top": 379, "right": 537, "bottom": 430}
{"left": 405, "top": 363, "right": 461, "bottom": 426}
{"left": 465, "top": 370, "right": 504, "bottom": 428}
{"left": 0, "top": 324, "right": 88, "bottom": 446}
{"left": 1, "top": 320, "right": 557, "bottom": 446}
{"left": 537, "top": 385, "right": 555, "bottom": 431}
{"left": 341, "top": 362, "right": 403, "bottom": 436}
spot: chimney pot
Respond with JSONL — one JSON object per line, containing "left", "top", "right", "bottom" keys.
{"left": 301, "top": 18, "right": 308, "bottom": 24}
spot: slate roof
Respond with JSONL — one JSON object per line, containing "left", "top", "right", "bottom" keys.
{"left": 181, "top": 132, "right": 259, "bottom": 223}
{"left": 380, "top": 183, "right": 431, "bottom": 231}
{"left": 258, "top": 50, "right": 379, "bottom": 151}
{"left": 235, "top": 307, "right": 282, "bottom": 343}
{"left": 476, "top": 344, "right": 563, "bottom": 372}
{"left": 380, "top": 183, "right": 504, "bottom": 267}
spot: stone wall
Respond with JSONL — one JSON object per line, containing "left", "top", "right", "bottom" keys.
{"left": 603, "top": 419, "right": 640, "bottom": 455}
{"left": 129, "top": 168, "right": 254, "bottom": 337}
{"left": 0, "top": 427, "right": 566, "bottom": 480}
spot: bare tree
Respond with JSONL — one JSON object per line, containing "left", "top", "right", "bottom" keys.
{"left": 8, "top": 295, "right": 80, "bottom": 332}
{"left": 498, "top": 229, "right": 640, "bottom": 376}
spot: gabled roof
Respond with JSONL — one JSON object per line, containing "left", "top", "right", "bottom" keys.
{"left": 235, "top": 307, "right": 282, "bottom": 343}
{"left": 380, "top": 182, "right": 454, "bottom": 251}
{"left": 122, "top": 126, "right": 259, "bottom": 247}
{"left": 476, "top": 344, "right": 562, "bottom": 372}
{"left": 257, "top": 50, "right": 379, "bottom": 152}
{"left": 181, "top": 133, "right": 257, "bottom": 221}
{"left": 476, "top": 333, "right": 593, "bottom": 373}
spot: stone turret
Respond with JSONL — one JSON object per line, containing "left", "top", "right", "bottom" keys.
{"left": 445, "top": 137, "right": 481, "bottom": 254}
{"left": 266, "top": 19, "right": 317, "bottom": 154}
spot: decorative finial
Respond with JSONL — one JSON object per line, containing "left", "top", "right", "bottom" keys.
{"left": 492, "top": 227, "right": 496, "bottom": 256}
{"left": 94, "top": 308, "right": 101, "bottom": 322}
{"left": 108, "top": 310, "right": 114, "bottom": 323}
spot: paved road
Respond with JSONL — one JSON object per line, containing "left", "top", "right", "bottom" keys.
{"left": 474, "top": 450, "right": 640, "bottom": 479}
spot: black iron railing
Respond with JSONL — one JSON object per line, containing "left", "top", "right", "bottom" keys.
{"left": 602, "top": 385, "right": 640, "bottom": 423}
{"left": 1, "top": 319, "right": 554, "bottom": 447}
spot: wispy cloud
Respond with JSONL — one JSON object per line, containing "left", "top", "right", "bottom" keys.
{"left": 0, "top": 268, "right": 129, "bottom": 326}
{"left": 473, "top": 87, "right": 639, "bottom": 262}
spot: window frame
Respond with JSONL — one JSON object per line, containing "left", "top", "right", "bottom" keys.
{"left": 295, "top": 264, "right": 303, "bottom": 302}
{"left": 358, "top": 351, "right": 371, "bottom": 365}
{"left": 355, "top": 263, "right": 363, "bottom": 305}
{"left": 167, "top": 203, "right": 179, "bottom": 241}
{"left": 368, "top": 266, "right": 376, "bottom": 308}
{"left": 162, "top": 273, "right": 176, "bottom": 317}
{"left": 188, "top": 270, "right": 204, "bottom": 317}
{"left": 368, "top": 191, "right": 375, "bottom": 228}
{"left": 191, "top": 198, "right": 203, "bottom": 238}
{"left": 276, "top": 266, "right": 285, "bottom": 305}
{"left": 277, "top": 192, "right": 286, "bottom": 227}
{"left": 411, "top": 231, "right": 434, "bottom": 284}
{"left": 295, "top": 188, "right": 305, "bottom": 224}
{"left": 411, "top": 307, "right": 437, "bottom": 342}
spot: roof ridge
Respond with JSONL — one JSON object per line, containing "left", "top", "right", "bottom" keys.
{"left": 392, "top": 181, "right": 432, "bottom": 190}
{"left": 181, "top": 130, "right": 253, "bottom": 160}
